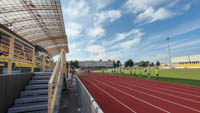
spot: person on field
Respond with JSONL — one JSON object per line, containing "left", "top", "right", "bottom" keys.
{"left": 120, "top": 68, "right": 122, "bottom": 74}
{"left": 144, "top": 68, "right": 147, "bottom": 73}
{"left": 155, "top": 67, "right": 159, "bottom": 79}
{"left": 129, "top": 68, "right": 132, "bottom": 75}
{"left": 147, "top": 67, "right": 150, "bottom": 79}
{"left": 134, "top": 68, "right": 136, "bottom": 76}
{"left": 139, "top": 67, "right": 142, "bottom": 77}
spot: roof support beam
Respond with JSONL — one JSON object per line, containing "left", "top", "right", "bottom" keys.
{"left": 31, "top": 36, "right": 67, "bottom": 44}
{"left": 0, "top": 5, "right": 59, "bottom": 14}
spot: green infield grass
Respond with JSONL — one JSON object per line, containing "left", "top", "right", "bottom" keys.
{"left": 93, "top": 68, "right": 200, "bottom": 86}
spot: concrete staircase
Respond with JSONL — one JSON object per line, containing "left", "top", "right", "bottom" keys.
{"left": 8, "top": 72, "right": 64, "bottom": 113}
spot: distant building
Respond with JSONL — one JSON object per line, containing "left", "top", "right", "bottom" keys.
{"left": 78, "top": 61, "right": 113, "bottom": 68}
{"left": 160, "top": 62, "right": 169, "bottom": 69}
{"left": 171, "top": 54, "right": 200, "bottom": 69}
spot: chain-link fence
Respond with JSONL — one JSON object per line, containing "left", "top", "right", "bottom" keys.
{"left": 75, "top": 76, "right": 103, "bottom": 113}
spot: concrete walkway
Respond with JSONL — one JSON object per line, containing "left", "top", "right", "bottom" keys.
{"left": 59, "top": 86, "right": 80, "bottom": 113}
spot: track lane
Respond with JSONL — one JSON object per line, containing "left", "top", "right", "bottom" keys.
{"left": 81, "top": 76, "right": 170, "bottom": 113}
{"left": 80, "top": 77, "right": 136, "bottom": 113}
{"left": 89, "top": 75, "right": 200, "bottom": 113}
{"left": 98, "top": 76, "right": 200, "bottom": 104}
{"left": 96, "top": 73, "right": 200, "bottom": 95}
{"left": 94, "top": 74, "right": 200, "bottom": 101}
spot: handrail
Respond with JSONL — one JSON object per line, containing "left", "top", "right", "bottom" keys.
{"left": 48, "top": 49, "right": 67, "bottom": 113}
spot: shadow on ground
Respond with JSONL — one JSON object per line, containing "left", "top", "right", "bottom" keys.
{"left": 59, "top": 87, "right": 80, "bottom": 113}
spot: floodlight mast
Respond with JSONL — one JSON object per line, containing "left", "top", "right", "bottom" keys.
{"left": 166, "top": 37, "right": 172, "bottom": 68}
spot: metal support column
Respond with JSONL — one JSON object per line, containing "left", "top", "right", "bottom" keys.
{"left": 42, "top": 55, "right": 46, "bottom": 72}
{"left": 31, "top": 48, "right": 35, "bottom": 72}
{"left": 7, "top": 37, "right": 14, "bottom": 75}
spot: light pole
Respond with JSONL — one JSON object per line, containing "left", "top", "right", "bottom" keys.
{"left": 166, "top": 37, "right": 171, "bottom": 68}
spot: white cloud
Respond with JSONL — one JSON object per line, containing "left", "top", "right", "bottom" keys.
{"left": 85, "top": 45, "right": 105, "bottom": 54}
{"left": 135, "top": 7, "right": 175, "bottom": 24}
{"left": 106, "top": 29, "right": 145, "bottom": 50}
{"left": 88, "top": 27, "right": 105, "bottom": 38}
{"left": 87, "top": 9, "right": 121, "bottom": 39}
{"left": 124, "top": 0, "right": 166, "bottom": 14}
{"left": 124, "top": 0, "right": 191, "bottom": 24}
{"left": 106, "top": 29, "right": 143, "bottom": 46}
{"left": 118, "top": 37, "right": 141, "bottom": 49}
{"left": 93, "top": 51, "right": 124, "bottom": 61}
{"left": 95, "top": 10, "right": 121, "bottom": 26}
{"left": 62, "top": 0, "right": 89, "bottom": 19}
{"left": 171, "top": 40, "right": 200, "bottom": 50}
{"left": 139, "top": 54, "right": 168, "bottom": 63}
{"left": 65, "top": 22, "right": 82, "bottom": 38}
{"left": 87, "top": 0, "right": 114, "bottom": 10}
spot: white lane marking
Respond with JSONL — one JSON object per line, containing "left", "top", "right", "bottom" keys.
{"left": 101, "top": 78, "right": 200, "bottom": 104}
{"left": 123, "top": 79, "right": 200, "bottom": 98}
{"left": 92, "top": 77, "right": 200, "bottom": 113}
{"left": 90, "top": 78, "right": 170, "bottom": 113}
{"left": 108, "top": 75, "right": 200, "bottom": 94}
{"left": 83, "top": 78, "right": 137, "bottom": 113}
{"left": 102, "top": 75, "right": 200, "bottom": 98}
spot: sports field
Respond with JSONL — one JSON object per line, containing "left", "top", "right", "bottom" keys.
{"left": 93, "top": 68, "right": 200, "bottom": 86}
{"left": 80, "top": 73, "right": 200, "bottom": 113}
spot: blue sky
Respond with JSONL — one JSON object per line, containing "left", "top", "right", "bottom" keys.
{"left": 57, "top": 0, "right": 200, "bottom": 63}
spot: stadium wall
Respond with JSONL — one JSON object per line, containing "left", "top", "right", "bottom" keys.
{"left": 171, "top": 55, "right": 200, "bottom": 69}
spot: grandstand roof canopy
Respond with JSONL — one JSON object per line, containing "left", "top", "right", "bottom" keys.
{"left": 0, "top": 0, "right": 68, "bottom": 56}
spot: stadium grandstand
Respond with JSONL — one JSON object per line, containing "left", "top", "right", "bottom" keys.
{"left": 0, "top": 0, "right": 77, "bottom": 113}
{"left": 171, "top": 54, "right": 200, "bottom": 68}
{"left": 0, "top": 1, "right": 103, "bottom": 113}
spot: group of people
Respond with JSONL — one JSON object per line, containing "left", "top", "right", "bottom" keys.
{"left": 111, "top": 67, "right": 160, "bottom": 79}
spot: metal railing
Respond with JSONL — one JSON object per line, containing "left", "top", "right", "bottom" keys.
{"left": 48, "top": 49, "right": 67, "bottom": 113}
{"left": 75, "top": 75, "right": 104, "bottom": 113}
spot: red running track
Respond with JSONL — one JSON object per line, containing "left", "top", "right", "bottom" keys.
{"left": 79, "top": 73, "right": 200, "bottom": 113}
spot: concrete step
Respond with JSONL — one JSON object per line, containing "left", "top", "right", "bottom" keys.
{"left": 25, "top": 84, "right": 48, "bottom": 90}
{"left": 34, "top": 72, "right": 52, "bottom": 76}
{"left": 29, "top": 80, "right": 49, "bottom": 85}
{"left": 32, "top": 76, "right": 51, "bottom": 80}
{"left": 15, "top": 95, "right": 48, "bottom": 105}
{"left": 25, "top": 84, "right": 56, "bottom": 90}
{"left": 27, "top": 110, "right": 48, "bottom": 113}
{"left": 8, "top": 102, "right": 48, "bottom": 113}
{"left": 20, "top": 89, "right": 48, "bottom": 97}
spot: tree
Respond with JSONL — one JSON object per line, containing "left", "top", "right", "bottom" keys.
{"left": 141, "top": 61, "right": 147, "bottom": 67}
{"left": 69, "top": 60, "right": 79, "bottom": 69}
{"left": 74, "top": 60, "right": 79, "bottom": 68}
{"left": 145, "top": 61, "right": 150, "bottom": 67}
{"left": 69, "top": 60, "right": 74, "bottom": 69}
{"left": 150, "top": 62, "right": 154, "bottom": 67}
{"left": 116, "top": 60, "right": 121, "bottom": 67}
{"left": 113, "top": 60, "right": 117, "bottom": 68}
{"left": 156, "top": 61, "right": 161, "bottom": 66}
{"left": 136, "top": 61, "right": 149, "bottom": 67}
{"left": 125, "top": 59, "right": 134, "bottom": 67}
